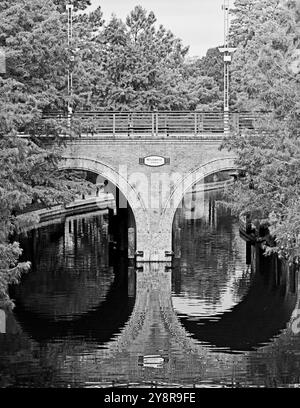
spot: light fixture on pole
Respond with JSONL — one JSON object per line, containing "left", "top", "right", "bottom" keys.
{"left": 219, "top": 0, "right": 236, "bottom": 134}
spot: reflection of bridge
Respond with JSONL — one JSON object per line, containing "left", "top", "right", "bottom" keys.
{"left": 1, "top": 239, "right": 298, "bottom": 387}
{"left": 11, "top": 257, "right": 299, "bottom": 368}
{"left": 48, "top": 110, "right": 249, "bottom": 262}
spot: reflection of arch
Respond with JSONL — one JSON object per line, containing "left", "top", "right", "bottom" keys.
{"left": 13, "top": 262, "right": 135, "bottom": 344}
{"left": 160, "top": 157, "right": 238, "bottom": 236}
{"left": 12, "top": 264, "right": 198, "bottom": 361}
{"left": 178, "top": 256, "right": 297, "bottom": 352}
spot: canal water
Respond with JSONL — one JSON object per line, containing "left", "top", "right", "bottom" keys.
{"left": 0, "top": 190, "right": 300, "bottom": 388}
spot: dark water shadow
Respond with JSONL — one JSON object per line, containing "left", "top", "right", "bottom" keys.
{"left": 178, "top": 249, "right": 298, "bottom": 352}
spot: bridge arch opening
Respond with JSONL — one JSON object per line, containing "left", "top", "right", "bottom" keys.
{"left": 57, "top": 156, "right": 153, "bottom": 259}
{"left": 158, "top": 157, "right": 238, "bottom": 256}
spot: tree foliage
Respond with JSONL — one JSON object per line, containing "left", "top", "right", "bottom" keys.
{"left": 183, "top": 48, "right": 224, "bottom": 110}
{"left": 53, "top": 0, "right": 91, "bottom": 13}
{"left": 0, "top": 0, "right": 89, "bottom": 308}
{"left": 70, "top": 5, "right": 224, "bottom": 110}
{"left": 223, "top": 0, "right": 300, "bottom": 263}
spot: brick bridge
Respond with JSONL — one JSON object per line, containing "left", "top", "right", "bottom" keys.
{"left": 46, "top": 111, "right": 255, "bottom": 262}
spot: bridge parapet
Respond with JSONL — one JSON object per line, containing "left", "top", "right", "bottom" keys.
{"left": 36, "top": 111, "right": 264, "bottom": 139}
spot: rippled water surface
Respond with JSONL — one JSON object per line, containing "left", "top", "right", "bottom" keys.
{"left": 0, "top": 190, "right": 300, "bottom": 388}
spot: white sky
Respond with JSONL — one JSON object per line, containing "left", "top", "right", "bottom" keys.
{"left": 87, "top": 0, "right": 228, "bottom": 57}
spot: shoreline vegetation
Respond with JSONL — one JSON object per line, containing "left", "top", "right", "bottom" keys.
{"left": 221, "top": 0, "right": 300, "bottom": 266}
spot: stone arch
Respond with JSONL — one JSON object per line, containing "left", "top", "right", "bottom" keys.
{"left": 58, "top": 156, "right": 150, "bottom": 252}
{"left": 159, "top": 157, "right": 238, "bottom": 241}
{"left": 59, "top": 156, "right": 145, "bottom": 211}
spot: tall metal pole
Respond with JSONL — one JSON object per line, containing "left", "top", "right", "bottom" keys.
{"left": 0, "top": 48, "right": 6, "bottom": 75}
{"left": 224, "top": 0, "right": 230, "bottom": 114}
{"left": 66, "top": 3, "right": 74, "bottom": 126}
{"left": 219, "top": 0, "right": 236, "bottom": 134}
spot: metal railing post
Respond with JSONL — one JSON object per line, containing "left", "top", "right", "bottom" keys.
{"left": 67, "top": 105, "right": 72, "bottom": 135}
{"left": 113, "top": 113, "right": 116, "bottom": 137}
{"left": 224, "top": 109, "right": 230, "bottom": 135}
{"left": 199, "top": 113, "right": 204, "bottom": 134}
{"left": 194, "top": 112, "right": 197, "bottom": 136}
{"left": 233, "top": 112, "right": 239, "bottom": 133}
{"left": 152, "top": 113, "right": 155, "bottom": 136}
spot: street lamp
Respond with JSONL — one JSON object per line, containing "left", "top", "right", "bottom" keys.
{"left": 0, "top": 47, "right": 5, "bottom": 75}
{"left": 66, "top": 3, "right": 74, "bottom": 124}
{"left": 218, "top": 0, "right": 236, "bottom": 134}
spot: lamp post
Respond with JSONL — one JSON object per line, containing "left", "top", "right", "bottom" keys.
{"left": 219, "top": 0, "right": 236, "bottom": 134}
{"left": 0, "top": 47, "right": 5, "bottom": 75}
{"left": 66, "top": 3, "right": 74, "bottom": 126}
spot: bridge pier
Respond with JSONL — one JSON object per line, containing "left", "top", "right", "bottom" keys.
{"left": 135, "top": 229, "right": 173, "bottom": 262}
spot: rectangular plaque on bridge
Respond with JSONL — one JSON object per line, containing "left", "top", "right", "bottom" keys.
{"left": 139, "top": 156, "right": 170, "bottom": 167}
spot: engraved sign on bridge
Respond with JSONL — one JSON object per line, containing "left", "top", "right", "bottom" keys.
{"left": 140, "top": 156, "right": 170, "bottom": 167}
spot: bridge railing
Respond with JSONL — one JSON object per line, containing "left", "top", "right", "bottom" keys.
{"left": 40, "top": 111, "right": 267, "bottom": 137}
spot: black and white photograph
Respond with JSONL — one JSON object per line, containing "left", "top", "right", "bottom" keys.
{"left": 0, "top": 0, "right": 300, "bottom": 393}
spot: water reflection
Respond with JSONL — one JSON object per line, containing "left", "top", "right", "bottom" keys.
{"left": 0, "top": 190, "right": 300, "bottom": 387}
{"left": 11, "top": 212, "right": 135, "bottom": 343}
{"left": 172, "top": 194, "right": 250, "bottom": 318}
{"left": 177, "top": 250, "right": 298, "bottom": 352}
{"left": 172, "top": 191, "right": 299, "bottom": 352}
